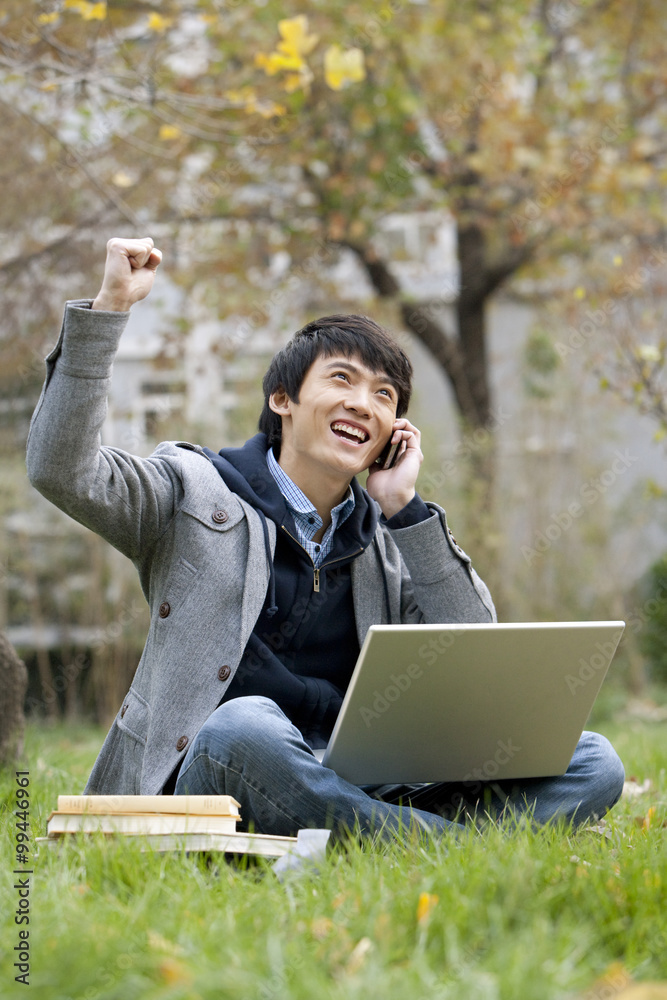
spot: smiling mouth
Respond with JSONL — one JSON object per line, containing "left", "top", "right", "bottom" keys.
{"left": 331, "top": 421, "right": 370, "bottom": 444}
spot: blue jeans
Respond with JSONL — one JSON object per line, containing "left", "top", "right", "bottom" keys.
{"left": 174, "top": 696, "right": 625, "bottom": 840}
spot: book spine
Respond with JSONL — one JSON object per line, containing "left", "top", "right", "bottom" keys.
{"left": 57, "top": 795, "right": 240, "bottom": 816}
{"left": 48, "top": 814, "right": 239, "bottom": 836}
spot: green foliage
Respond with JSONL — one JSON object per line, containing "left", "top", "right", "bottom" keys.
{"left": 637, "top": 554, "right": 667, "bottom": 684}
{"left": 1, "top": 722, "right": 666, "bottom": 999}
{"left": 522, "top": 327, "right": 561, "bottom": 399}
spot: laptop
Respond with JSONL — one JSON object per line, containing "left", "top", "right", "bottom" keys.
{"left": 316, "top": 621, "right": 625, "bottom": 784}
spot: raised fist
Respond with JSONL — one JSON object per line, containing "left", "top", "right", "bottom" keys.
{"left": 92, "top": 237, "right": 162, "bottom": 312}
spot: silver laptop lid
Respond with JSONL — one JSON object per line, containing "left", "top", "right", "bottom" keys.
{"left": 320, "top": 622, "right": 624, "bottom": 784}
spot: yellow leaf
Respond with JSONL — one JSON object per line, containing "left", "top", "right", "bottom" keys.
{"left": 82, "top": 2, "right": 106, "bottom": 19}
{"left": 465, "top": 152, "right": 487, "bottom": 172}
{"left": 513, "top": 146, "right": 542, "bottom": 170}
{"left": 256, "top": 101, "right": 287, "bottom": 118}
{"left": 148, "top": 929, "right": 184, "bottom": 955}
{"left": 64, "top": 0, "right": 106, "bottom": 18}
{"left": 579, "top": 962, "right": 633, "bottom": 998}
{"left": 643, "top": 806, "right": 657, "bottom": 830}
{"left": 282, "top": 69, "right": 312, "bottom": 93}
{"left": 224, "top": 87, "right": 256, "bottom": 104}
{"left": 157, "top": 958, "right": 192, "bottom": 986}
{"left": 614, "top": 985, "right": 667, "bottom": 999}
{"left": 37, "top": 11, "right": 59, "bottom": 24}
{"left": 255, "top": 51, "right": 304, "bottom": 75}
{"left": 613, "top": 254, "right": 623, "bottom": 265}
{"left": 416, "top": 891, "right": 439, "bottom": 924}
{"left": 637, "top": 344, "right": 661, "bottom": 363}
{"left": 346, "top": 937, "right": 373, "bottom": 974}
{"left": 574, "top": 286, "right": 586, "bottom": 300}
{"left": 277, "top": 15, "right": 319, "bottom": 59}
{"left": 147, "top": 12, "right": 173, "bottom": 33}
{"left": 112, "top": 171, "right": 135, "bottom": 187}
{"left": 324, "top": 45, "right": 365, "bottom": 91}
{"left": 159, "top": 124, "right": 182, "bottom": 140}
{"left": 474, "top": 13, "right": 493, "bottom": 30}
{"left": 620, "top": 164, "right": 654, "bottom": 186}
{"left": 311, "top": 916, "right": 333, "bottom": 940}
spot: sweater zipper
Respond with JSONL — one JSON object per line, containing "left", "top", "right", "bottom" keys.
{"left": 280, "top": 525, "right": 362, "bottom": 592}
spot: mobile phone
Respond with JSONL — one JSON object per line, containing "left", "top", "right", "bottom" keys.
{"left": 375, "top": 435, "right": 402, "bottom": 470}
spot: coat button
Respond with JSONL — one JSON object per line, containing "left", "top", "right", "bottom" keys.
{"left": 120, "top": 703, "right": 128, "bottom": 718}
{"left": 212, "top": 509, "right": 228, "bottom": 524}
{"left": 218, "top": 664, "right": 231, "bottom": 682}
{"left": 159, "top": 601, "right": 171, "bottom": 618}
{"left": 176, "top": 736, "right": 188, "bottom": 752}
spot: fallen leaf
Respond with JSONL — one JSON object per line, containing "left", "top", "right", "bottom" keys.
{"left": 157, "top": 958, "right": 192, "bottom": 986}
{"left": 643, "top": 807, "right": 657, "bottom": 831}
{"left": 311, "top": 916, "right": 333, "bottom": 940}
{"left": 614, "top": 985, "right": 667, "bottom": 999}
{"left": 148, "top": 930, "right": 184, "bottom": 956}
{"left": 346, "top": 937, "right": 373, "bottom": 974}
{"left": 578, "top": 962, "right": 632, "bottom": 999}
{"left": 623, "top": 700, "right": 667, "bottom": 723}
{"left": 584, "top": 819, "right": 612, "bottom": 838}
{"left": 623, "top": 778, "right": 652, "bottom": 798}
{"left": 416, "top": 891, "right": 439, "bottom": 924}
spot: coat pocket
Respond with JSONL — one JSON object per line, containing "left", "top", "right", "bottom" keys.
{"left": 116, "top": 686, "right": 151, "bottom": 746}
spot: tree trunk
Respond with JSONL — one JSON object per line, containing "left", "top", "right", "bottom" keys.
{"left": 347, "top": 234, "right": 496, "bottom": 431}
{"left": 0, "top": 631, "right": 28, "bottom": 767}
{"left": 347, "top": 234, "right": 500, "bottom": 588}
{"left": 457, "top": 223, "right": 492, "bottom": 429}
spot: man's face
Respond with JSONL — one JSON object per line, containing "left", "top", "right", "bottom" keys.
{"left": 271, "top": 353, "right": 399, "bottom": 483}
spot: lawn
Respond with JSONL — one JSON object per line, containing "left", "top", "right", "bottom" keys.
{"left": 1, "top": 714, "right": 665, "bottom": 1000}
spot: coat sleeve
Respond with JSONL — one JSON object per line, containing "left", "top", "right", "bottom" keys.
{"left": 387, "top": 505, "right": 496, "bottom": 623}
{"left": 26, "top": 301, "right": 185, "bottom": 562}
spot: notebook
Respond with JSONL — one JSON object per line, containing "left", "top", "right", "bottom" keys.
{"left": 316, "top": 621, "right": 624, "bottom": 784}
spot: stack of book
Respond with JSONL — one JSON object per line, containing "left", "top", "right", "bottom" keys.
{"left": 39, "top": 794, "right": 301, "bottom": 858}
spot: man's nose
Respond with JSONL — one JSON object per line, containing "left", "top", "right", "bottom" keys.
{"left": 344, "top": 383, "right": 372, "bottom": 415}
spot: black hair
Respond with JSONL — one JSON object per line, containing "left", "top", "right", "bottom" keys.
{"left": 258, "top": 314, "right": 413, "bottom": 456}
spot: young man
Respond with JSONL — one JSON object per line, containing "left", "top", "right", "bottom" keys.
{"left": 27, "top": 237, "right": 624, "bottom": 839}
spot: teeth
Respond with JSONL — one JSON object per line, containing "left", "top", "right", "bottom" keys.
{"left": 331, "top": 422, "right": 369, "bottom": 442}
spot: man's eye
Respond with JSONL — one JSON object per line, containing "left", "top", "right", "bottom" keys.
{"left": 333, "top": 372, "right": 349, "bottom": 381}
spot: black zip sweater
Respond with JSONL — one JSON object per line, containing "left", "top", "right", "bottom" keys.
{"left": 204, "top": 433, "right": 430, "bottom": 748}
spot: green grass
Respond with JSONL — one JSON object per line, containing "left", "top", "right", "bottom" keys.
{"left": 1, "top": 718, "right": 666, "bottom": 1000}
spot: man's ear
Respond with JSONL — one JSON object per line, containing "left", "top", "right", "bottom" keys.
{"left": 269, "top": 387, "right": 292, "bottom": 416}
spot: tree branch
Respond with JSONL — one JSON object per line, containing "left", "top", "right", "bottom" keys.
{"left": 399, "top": 300, "right": 479, "bottom": 426}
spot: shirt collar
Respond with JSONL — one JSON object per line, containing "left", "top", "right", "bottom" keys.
{"left": 266, "top": 447, "right": 355, "bottom": 522}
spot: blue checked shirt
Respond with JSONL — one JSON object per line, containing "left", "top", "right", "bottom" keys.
{"left": 267, "top": 447, "right": 355, "bottom": 568}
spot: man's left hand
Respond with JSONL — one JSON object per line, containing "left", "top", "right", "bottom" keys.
{"left": 366, "top": 417, "right": 424, "bottom": 519}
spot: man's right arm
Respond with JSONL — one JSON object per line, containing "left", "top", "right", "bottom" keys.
{"left": 26, "top": 238, "right": 182, "bottom": 561}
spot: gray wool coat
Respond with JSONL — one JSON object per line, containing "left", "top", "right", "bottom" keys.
{"left": 26, "top": 301, "right": 496, "bottom": 796}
